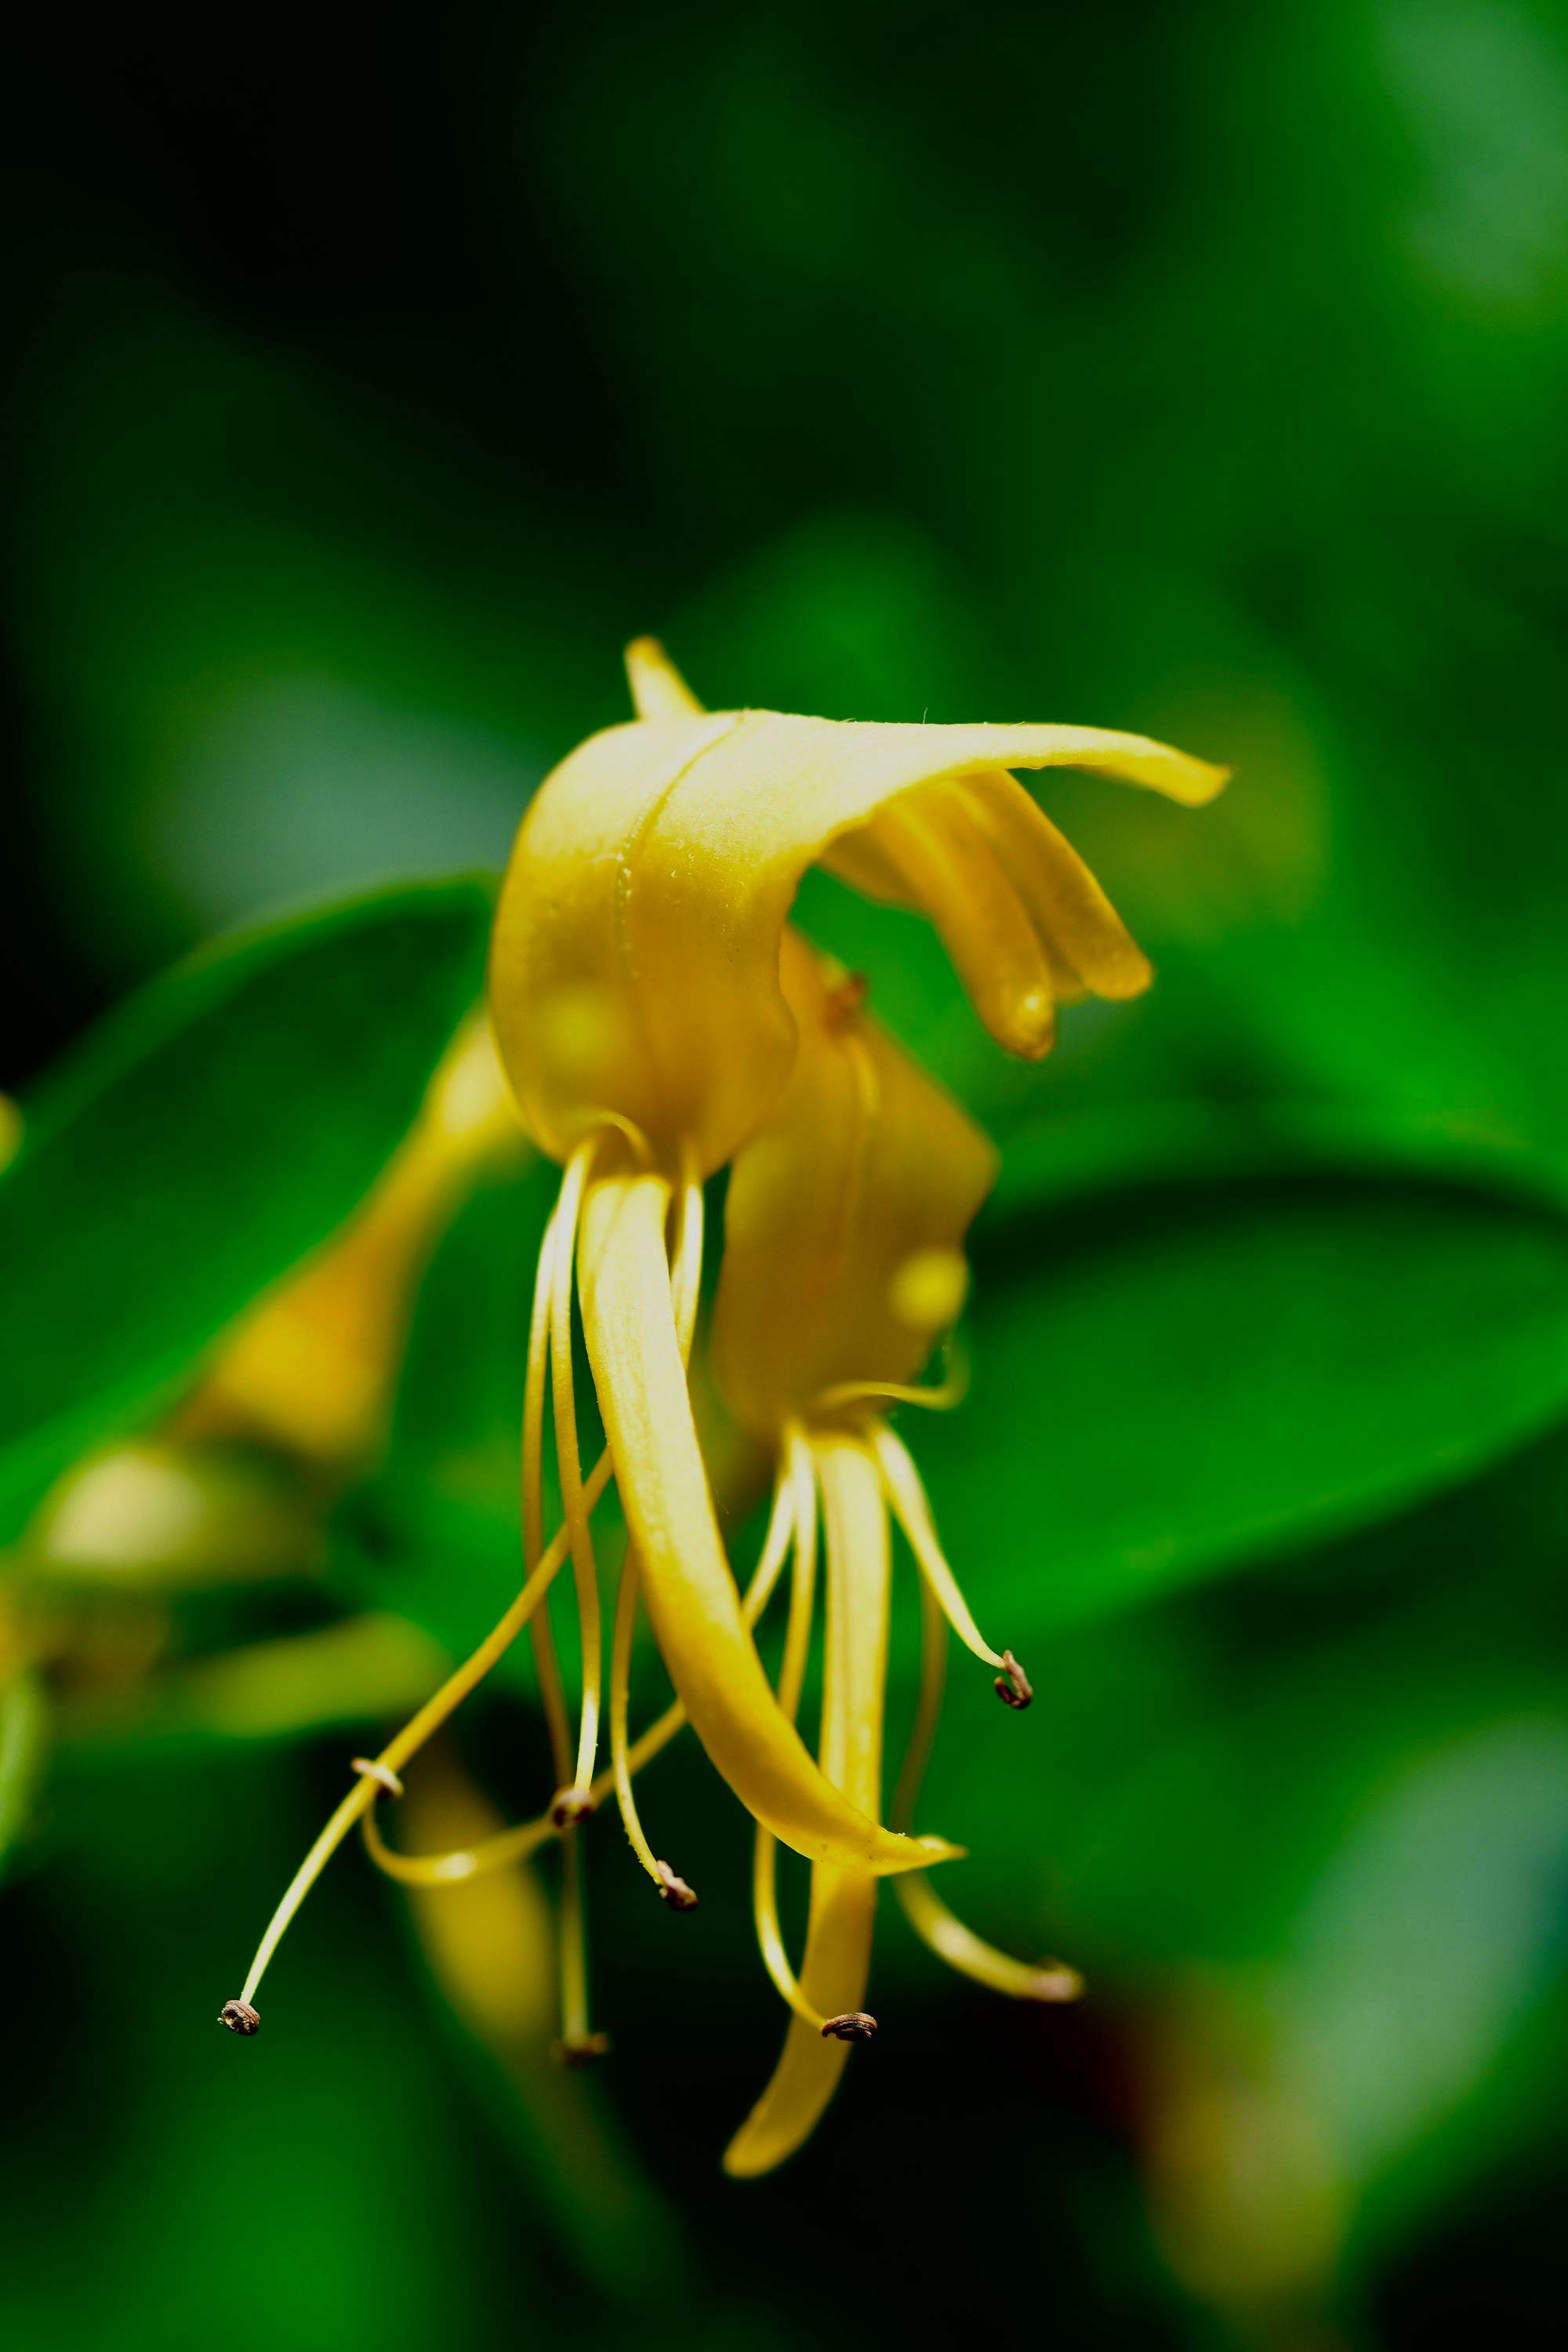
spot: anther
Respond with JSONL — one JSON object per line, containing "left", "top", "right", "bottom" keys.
{"left": 993, "top": 1650, "right": 1033, "bottom": 1710}
{"left": 655, "top": 1860, "right": 698, "bottom": 1911}
{"left": 556, "top": 2031, "right": 612, "bottom": 2069}
{"left": 219, "top": 1998, "right": 260, "bottom": 2036}
{"left": 823, "top": 971, "right": 869, "bottom": 1031}
{"left": 352, "top": 1758, "right": 405, "bottom": 1798}
{"left": 550, "top": 1784, "right": 597, "bottom": 1828}
{"left": 820, "top": 2011, "right": 878, "bottom": 2042}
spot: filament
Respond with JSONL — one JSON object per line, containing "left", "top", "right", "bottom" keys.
{"left": 234, "top": 1454, "right": 608, "bottom": 2004}
{"left": 608, "top": 1547, "right": 666, "bottom": 1890}
{"left": 752, "top": 1429, "right": 832, "bottom": 2031}
{"left": 891, "top": 1557, "right": 1080, "bottom": 2004}
{"left": 361, "top": 1450, "right": 803, "bottom": 1889}
{"left": 550, "top": 1137, "right": 604, "bottom": 1798}
{"left": 871, "top": 1421, "right": 1006, "bottom": 1673}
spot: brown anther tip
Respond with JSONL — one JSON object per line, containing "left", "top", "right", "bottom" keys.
{"left": 820, "top": 2010, "right": 878, "bottom": 2042}
{"left": 655, "top": 1860, "right": 699, "bottom": 1911}
{"left": 550, "top": 1785, "right": 597, "bottom": 1828}
{"left": 556, "top": 2031, "right": 612, "bottom": 2070}
{"left": 993, "top": 1650, "right": 1033, "bottom": 1710}
{"left": 824, "top": 971, "right": 870, "bottom": 1030}
{"left": 219, "top": 1999, "right": 260, "bottom": 2036}
{"left": 351, "top": 1757, "right": 405, "bottom": 1799}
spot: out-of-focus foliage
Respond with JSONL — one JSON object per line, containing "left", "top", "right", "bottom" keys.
{"left": 3, "top": 3, "right": 1566, "bottom": 2349}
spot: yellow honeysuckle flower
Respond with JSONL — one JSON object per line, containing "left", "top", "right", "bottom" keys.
{"left": 221, "top": 641, "right": 1220, "bottom": 2082}
{"left": 712, "top": 935, "right": 1080, "bottom": 2176}
{"left": 483, "top": 641, "right": 1220, "bottom": 1879}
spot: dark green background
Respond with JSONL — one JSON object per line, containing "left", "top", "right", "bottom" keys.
{"left": 3, "top": 5, "right": 1566, "bottom": 2348}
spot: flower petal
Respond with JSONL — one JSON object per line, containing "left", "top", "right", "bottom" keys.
{"left": 576, "top": 1170, "right": 958, "bottom": 1876}
{"left": 724, "top": 1434, "right": 889, "bottom": 2177}
{"left": 492, "top": 695, "right": 1226, "bottom": 1171}
{"left": 713, "top": 931, "right": 996, "bottom": 1434}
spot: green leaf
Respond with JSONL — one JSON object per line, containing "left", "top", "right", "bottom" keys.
{"left": 924, "top": 1158, "right": 1568, "bottom": 1635}
{"left": 0, "top": 880, "right": 491, "bottom": 1532}
{"left": 332, "top": 1163, "right": 557, "bottom": 1673}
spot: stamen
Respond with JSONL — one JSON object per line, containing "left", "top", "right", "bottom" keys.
{"left": 873, "top": 1421, "right": 1029, "bottom": 1701}
{"left": 608, "top": 1544, "right": 695, "bottom": 1904}
{"left": 892, "top": 1573, "right": 1078, "bottom": 2003}
{"left": 350, "top": 1758, "right": 405, "bottom": 1799}
{"left": 655, "top": 1862, "right": 698, "bottom": 1911}
{"left": 550, "top": 1786, "right": 597, "bottom": 1827}
{"left": 751, "top": 1437, "right": 840, "bottom": 2032}
{"left": 820, "top": 2012, "right": 877, "bottom": 2042}
{"left": 550, "top": 1137, "right": 605, "bottom": 1798}
{"left": 218, "top": 1998, "right": 260, "bottom": 2035}
{"left": 556, "top": 2031, "right": 612, "bottom": 2070}
{"left": 227, "top": 1473, "right": 603, "bottom": 2010}
{"left": 557, "top": 1817, "right": 597, "bottom": 2060}
{"left": 358, "top": 1455, "right": 803, "bottom": 1892}
{"left": 994, "top": 1650, "right": 1033, "bottom": 1710}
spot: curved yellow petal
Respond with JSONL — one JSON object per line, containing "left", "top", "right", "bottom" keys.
{"left": 713, "top": 931, "right": 996, "bottom": 1436}
{"left": 575, "top": 1169, "right": 957, "bottom": 1876}
{"left": 725, "top": 1434, "right": 891, "bottom": 2176}
{"left": 491, "top": 677, "right": 1227, "bottom": 1171}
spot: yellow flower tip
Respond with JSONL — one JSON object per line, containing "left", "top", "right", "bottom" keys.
{"left": 820, "top": 2010, "right": 878, "bottom": 2042}
{"left": 993, "top": 1650, "right": 1033, "bottom": 1710}
{"left": 1030, "top": 1959, "right": 1085, "bottom": 2003}
{"left": 915, "top": 1835, "right": 967, "bottom": 1864}
{"left": 1008, "top": 983, "right": 1058, "bottom": 1062}
{"left": 556, "top": 2031, "right": 612, "bottom": 2070}
{"left": 218, "top": 1998, "right": 260, "bottom": 2036}
{"left": 887, "top": 1247, "right": 970, "bottom": 1336}
{"left": 624, "top": 636, "right": 706, "bottom": 722}
{"left": 655, "top": 1860, "right": 699, "bottom": 1911}
{"left": 550, "top": 1784, "right": 597, "bottom": 1828}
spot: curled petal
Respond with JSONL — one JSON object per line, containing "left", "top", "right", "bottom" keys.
{"left": 576, "top": 1171, "right": 959, "bottom": 1877}
{"left": 492, "top": 681, "right": 1227, "bottom": 1171}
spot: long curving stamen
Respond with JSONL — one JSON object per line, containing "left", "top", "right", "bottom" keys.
{"left": 892, "top": 1569, "right": 1082, "bottom": 2003}
{"left": 549, "top": 1138, "right": 606, "bottom": 1804}
{"left": 520, "top": 1167, "right": 601, "bottom": 2055}
{"left": 360, "top": 1455, "right": 804, "bottom": 1890}
{"left": 223, "top": 1457, "right": 608, "bottom": 2016}
{"left": 608, "top": 1548, "right": 695, "bottom": 1907}
{"left": 576, "top": 1170, "right": 960, "bottom": 1875}
{"left": 871, "top": 1421, "right": 1031, "bottom": 1706}
{"left": 751, "top": 1432, "right": 830, "bottom": 2028}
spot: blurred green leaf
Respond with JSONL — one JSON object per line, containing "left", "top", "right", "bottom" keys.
{"left": 0, "top": 880, "right": 491, "bottom": 1534}
{"left": 332, "top": 1163, "right": 556, "bottom": 1675}
{"left": 0, "top": 1674, "right": 48, "bottom": 1879}
{"left": 927, "top": 1158, "right": 1568, "bottom": 1635}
